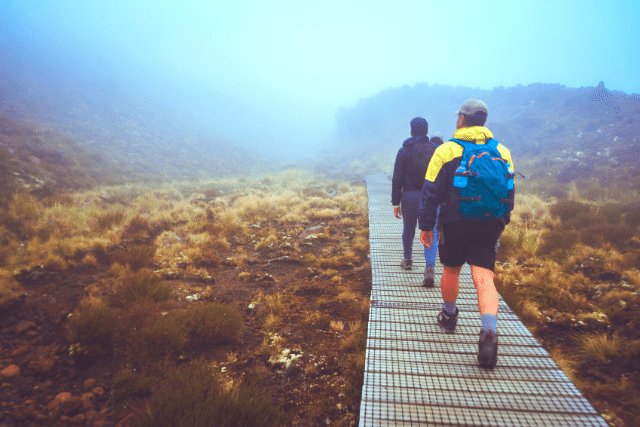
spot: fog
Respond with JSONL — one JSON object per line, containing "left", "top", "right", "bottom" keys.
{"left": 2, "top": 0, "right": 639, "bottom": 162}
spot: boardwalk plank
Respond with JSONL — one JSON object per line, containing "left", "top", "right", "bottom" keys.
{"left": 360, "top": 175, "right": 607, "bottom": 426}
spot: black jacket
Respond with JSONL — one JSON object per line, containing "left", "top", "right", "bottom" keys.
{"left": 391, "top": 135, "right": 436, "bottom": 205}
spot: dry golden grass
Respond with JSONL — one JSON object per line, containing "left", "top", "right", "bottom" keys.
{"left": 492, "top": 189, "right": 640, "bottom": 426}
{"left": 302, "top": 311, "right": 324, "bottom": 328}
{"left": 255, "top": 293, "right": 291, "bottom": 334}
{"left": 330, "top": 320, "right": 345, "bottom": 331}
{"left": 339, "top": 320, "right": 365, "bottom": 353}
{"left": 26, "top": 168, "right": 640, "bottom": 423}
{"left": 254, "top": 229, "right": 278, "bottom": 251}
{"left": 336, "top": 286, "right": 360, "bottom": 303}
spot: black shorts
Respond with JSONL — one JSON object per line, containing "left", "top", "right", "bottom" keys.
{"left": 438, "top": 220, "right": 503, "bottom": 271}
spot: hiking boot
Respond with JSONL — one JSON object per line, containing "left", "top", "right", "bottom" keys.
{"left": 422, "top": 265, "right": 435, "bottom": 288}
{"left": 437, "top": 307, "right": 459, "bottom": 334}
{"left": 400, "top": 259, "right": 413, "bottom": 270}
{"left": 478, "top": 330, "right": 499, "bottom": 369}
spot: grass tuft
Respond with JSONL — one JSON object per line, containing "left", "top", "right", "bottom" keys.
{"left": 177, "top": 302, "right": 243, "bottom": 347}
{"left": 112, "top": 368, "right": 155, "bottom": 405}
{"left": 95, "top": 210, "right": 126, "bottom": 232}
{"left": 110, "top": 244, "right": 157, "bottom": 271}
{"left": 574, "top": 333, "right": 621, "bottom": 364}
{"left": 134, "top": 364, "right": 283, "bottom": 427}
{"left": 111, "top": 269, "right": 173, "bottom": 306}
{"left": 67, "top": 297, "right": 117, "bottom": 361}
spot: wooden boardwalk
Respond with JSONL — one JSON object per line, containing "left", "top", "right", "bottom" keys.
{"left": 359, "top": 174, "right": 607, "bottom": 426}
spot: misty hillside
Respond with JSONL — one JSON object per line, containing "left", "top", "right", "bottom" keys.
{"left": 327, "top": 82, "right": 640, "bottom": 194}
{"left": 0, "top": 63, "right": 271, "bottom": 203}
{"left": 3, "top": 58, "right": 640, "bottom": 203}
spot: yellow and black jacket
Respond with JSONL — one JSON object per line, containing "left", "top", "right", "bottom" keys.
{"left": 417, "top": 126, "right": 514, "bottom": 231}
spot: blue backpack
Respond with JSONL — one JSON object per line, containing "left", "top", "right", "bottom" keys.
{"left": 451, "top": 138, "right": 515, "bottom": 221}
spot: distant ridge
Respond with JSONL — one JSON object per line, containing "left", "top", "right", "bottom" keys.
{"left": 332, "top": 82, "right": 640, "bottom": 187}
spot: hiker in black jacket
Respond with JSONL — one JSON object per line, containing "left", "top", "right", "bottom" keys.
{"left": 430, "top": 132, "right": 444, "bottom": 147}
{"left": 391, "top": 117, "right": 439, "bottom": 287}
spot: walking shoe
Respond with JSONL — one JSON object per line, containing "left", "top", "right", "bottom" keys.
{"left": 400, "top": 259, "right": 413, "bottom": 270}
{"left": 422, "top": 266, "right": 435, "bottom": 288}
{"left": 478, "top": 330, "right": 499, "bottom": 369}
{"left": 437, "top": 307, "right": 459, "bottom": 334}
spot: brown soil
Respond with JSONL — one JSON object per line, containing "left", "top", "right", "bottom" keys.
{"left": 0, "top": 215, "right": 371, "bottom": 426}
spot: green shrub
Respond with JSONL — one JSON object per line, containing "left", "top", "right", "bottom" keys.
{"left": 0, "top": 211, "right": 34, "bottom": 241}
{"left": 112, "top": 368, "right": 154, "bottom": 405}
{"left": 123, "top": 214, "right": 152, "bottom": 242}
{"left": 520, "top": 280, "right": 574, "bottom": 312}
{"left": 564, "top": 211, "right": 605, "bottom": 230}
{"left": 537, "top": 229, "right": 580, "bottom": 261}
{"left": 129, "top": 313, "right": 188, "bottom": 364}
{"left": 67, "top": 298, "right": 117, "bottom": 361}
{"left": 599, "top": 290, "right": 640, "bottom": 330}
{"left": 35, "top": 223, "right": 55, "bottom": 243}
{"left": 343, "top": 351, "right": 366, "bottom": 414}
{"left": 496, "top": 229, "right": 522, "bottom": 261}
{"left": 624, "top": 206, "right": 640, "bottom": 228}
{"left": 110, "top": 244, "right": 156, "bottom": 271}
{"left": 134, "top": 364, "right": 283, "bottom": 427}
{"left": 549, "top": 200, "right": 591, "bottom": 224}
{"left": 575, "top": 333, "right": 620, "bottom": 364}
{"left": 580, "top": 223, "right": 636, "bottom": 249}
{"left": 111, "top": 269, "right": 172, "bottom": 306}
{"left": 96, "top": 210, "right": 125, "bottom": 232}
{"left": 598, "top": 203, "right": 623, "bottom": 225}
{"left": 548, "top": 183, "right": 568, "bottom": 199}
{"left": 623, "top": 249, "right": 640, "bottom": 269}
{"left": 10, "top": 193, "right": 40, "bottom": 222}
{"left": 582, "top": 184, "right": 608, "bottom": 202}
{"left": 177, "top": 303, "right": 243, "bottom": 348}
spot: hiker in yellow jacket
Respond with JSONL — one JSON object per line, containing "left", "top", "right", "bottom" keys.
{"left": 418, "top": 99, "right": 514, "bottom": 369}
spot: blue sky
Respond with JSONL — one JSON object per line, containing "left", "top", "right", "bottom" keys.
{"left": 2, "top": 0, "right": 639, "bottom": 159}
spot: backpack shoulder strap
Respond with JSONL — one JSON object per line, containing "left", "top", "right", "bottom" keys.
{"left": 450, "top": 138, "right": 472, "bottom": 147}
{"left": 485, "top": 138, "right": 505, "bottom": 158}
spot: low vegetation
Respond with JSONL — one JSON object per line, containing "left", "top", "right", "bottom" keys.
{"left": 0, "top": 170, "right": 370, "bottom": 426}
{"left": 3, "top": 162, "right": 640, "bottom": 425}
{"left": 496, "top": 186, "right": 640, "bottom": 426}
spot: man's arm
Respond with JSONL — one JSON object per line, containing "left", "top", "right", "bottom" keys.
{"left": 391, "top": 147, "right": 405, "bottom": 206}
{"left": 417, "top": 149, "right": 447, "bottom": 231}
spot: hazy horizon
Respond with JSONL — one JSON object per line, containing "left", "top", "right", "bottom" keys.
{"left": 2, "top": 0, "right": 639, "bottom": 161}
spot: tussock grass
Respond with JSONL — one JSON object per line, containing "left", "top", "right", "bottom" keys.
{"left": 177, "top": 302, "right": 243, "bottom": 347}
{"left": 135, "top": 364, "right": 283, "bottom": 427}
{"left": 340, "top": 320, "right": 365, "bottom": 353}
{"left": 496, "top": 188, "right": 640, "bottom": 426}
{"left": 1, "top": 170, "right": 370, "bottom": 424}
{"left": 110, "top": 244, "right": 157, "bottom": 271}
{"left": 574, "top": 333, "right": 621, "bottom": 364}
{"left": 111, "top": 268, "right": 173, "bottom": 306}
{"left": 129, "top": 312, "right": 189, "bottom": 364}
{"left": 95, "top": 210, "right": 126, "bottom": 232}
{"left": 330, "top": 320, "right": 345, "bottom": 331}
{"left": 112, "top": 368, "right": 155, "bottom": 405}
{"left": 67, "top": 297, "right": 117, "bottom": 361}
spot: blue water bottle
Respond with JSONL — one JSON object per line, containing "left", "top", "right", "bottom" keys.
{"left": 453, "top": 162, "right": 468, "bottom": 188}
{"left": 507, "top": 165, "right": 514, "bottom": 190}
